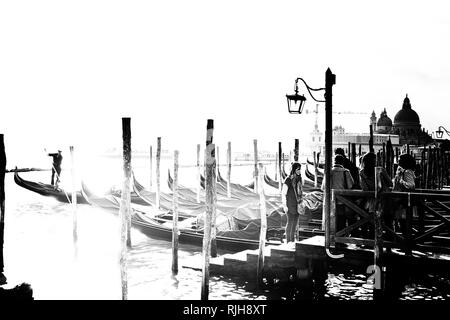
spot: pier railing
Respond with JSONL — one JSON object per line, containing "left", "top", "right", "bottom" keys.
{"left": 331, "top": 189, "right": 450, "bottom": 255}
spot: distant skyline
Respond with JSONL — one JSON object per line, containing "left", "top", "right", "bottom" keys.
{"left": 1, "top": 0, "right": 449, "bottom": 167}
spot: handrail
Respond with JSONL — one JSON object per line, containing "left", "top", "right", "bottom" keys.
{"left": 330, "top": 188, "right": 450, "bottom": 255}
{"left": 332, "top": 189, "right": 450, "bottom": 200}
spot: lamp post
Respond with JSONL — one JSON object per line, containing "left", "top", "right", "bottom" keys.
{"left": 436, "top": 126, "right": 450, "bottom": 139}
{"left": 286, "top": 68, "right": 342, "bottom": 258}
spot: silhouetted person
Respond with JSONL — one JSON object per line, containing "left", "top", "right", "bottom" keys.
{"left": 335, "top": 148, "right": 359, "bottom": 188}
{"left": 322, "top": 154, "right": 355, "bottom": 237}
{"left": 392, "top": 153, "right": 416, "bottom": 234}
{"left": 48, "top": 150, "right": 63, "bottom": 188}
{"left": 282, "top": 162, "right": 304, "bottom": 243}
{"left": 359, "top": 152, "right": 393, "bottom": 238}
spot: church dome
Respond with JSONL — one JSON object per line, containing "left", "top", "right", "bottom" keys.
{"left": 377, "top": 108, "right": 392, "bottom": 127}
{"left": 394, "top": 94, "right": 420, "bottom": 126}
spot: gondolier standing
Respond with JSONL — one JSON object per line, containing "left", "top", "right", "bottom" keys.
{"left": 48, "top": 150, "right": 63, "bottom": 188}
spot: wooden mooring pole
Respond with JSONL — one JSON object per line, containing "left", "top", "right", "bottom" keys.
{"left": 197, "top": 144, "right": 201, "bottom": 203}
{"left": 201, "top": 119, "right": 216, "bottom": 300}
{"left": 208, "top": 122, "right": 217, "bottom": 258}
{"left": 294, "top": 139, "right": 299, "bottom": 162}
{"left": 0, "top": 134, "right": 6, "bottom": 284}
{"left": 278, "top": 142, "right": 282, "bottom": 195}
{"left": 348, "top": 142, "right": 351, "bottom": 158}
{"left": 256, "top": 162, "right": 267, "bottom": 288}
{"left": 227, "top": 142, "right": 231, "bottom": 199}
{"left": 149, "top": 146, "right": 153, "bottom": 192}
{"left": 369, "top": 125, "right": 374, "bottom": 153}
{"left": 274, "top": 151, "right": 278, "bottom": 181}
{"left": 70, "top": 146, "right": 78, "bottom": 257}
{"left": 313, "top": 151, "right": 318, "bottom": 188}
{"left": 156, "top": 137, "right": 161, "bottom": 210}
{"left": 253, "top": 139, "right": 258, "bottom": 193}
{"left": 119, "top": 117, "right": 132, "bottom": 300}
{"left": 216, "top": 146, "right": 219, "bottom": 182}
{"left": 172, "top": 150, "right": 179, "bottom": 274}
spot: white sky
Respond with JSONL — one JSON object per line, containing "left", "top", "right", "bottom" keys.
{"left": 1, "top": 0, "right": 449, "bottom": 166}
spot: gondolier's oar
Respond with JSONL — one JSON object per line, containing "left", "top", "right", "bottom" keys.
{"left": 44, "top": 148, "right": 72, "bottom": 204}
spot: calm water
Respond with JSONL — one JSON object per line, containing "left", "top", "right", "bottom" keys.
{"left": 3, "top": 158, "right": 450, "bottom": 300}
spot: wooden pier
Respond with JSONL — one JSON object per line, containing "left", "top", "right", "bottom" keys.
{"left": 183, "top": 187, "right": 450, "bottom": 300}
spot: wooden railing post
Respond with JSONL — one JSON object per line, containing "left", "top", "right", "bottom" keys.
{"left": 405, "top": 200, "right": 413, "bottom": 256}
{"left": 373, "top": 167, "right": 385, "bottom": 301}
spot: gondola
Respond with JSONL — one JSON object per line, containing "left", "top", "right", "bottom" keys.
{"left": 217, "top": 168, "right": 255, "bottom": 195}
{"left": 264, "top": 170, "right": 321, "bottom": 192}
{"left": 306, "top": 158, "right": 325, "bottom": 169}
{"left": 263, "top": 172, "right": 281, "bottom": 189}
{"left": 80, "top": 180, "right": 121, "bottom": 210}
{"left": 131, "top": 211, "right": 286, "bottom": 252}
{"left": 200, "top": 173, "right": 246, "bottom": 200}
{"left": 132, "top": 173, "right": 208, "bottom": 217}
{"left": 14, "top": 172, "right": 89, "bottom": 204}
{"left": 167, "top": 170, "right": 284, "bottom": 218}
{"left": 305, "top": 164, "right": 323, "bottom": 185}
{"left": 80, "top": 178, "right": 286, "bottom": 252}
{"left": 217, "top": 168, "right": 254, "bottom": 191}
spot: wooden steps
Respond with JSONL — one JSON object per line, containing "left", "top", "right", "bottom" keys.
{"left": 208, "top": 243, "right": 299, "bottom": 279}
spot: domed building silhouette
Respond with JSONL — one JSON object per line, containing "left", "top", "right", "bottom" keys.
{"left": 377, "top": 108, "right": 393, "bottom": 134}
{"left": 371, "top": 94, "right": 432, "bottom": 145}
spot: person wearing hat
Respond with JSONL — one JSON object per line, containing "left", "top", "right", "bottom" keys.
{"left": 48, "top": 150, "right": 63, "bottom": 188}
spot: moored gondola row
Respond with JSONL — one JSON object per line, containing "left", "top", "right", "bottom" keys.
{"left": 13, "top": 168, "right": 325, "bottom": 252}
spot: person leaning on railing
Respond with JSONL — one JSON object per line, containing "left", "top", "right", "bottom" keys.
{"left": 392, "top": 153, "right": 416, "bottom": 234}
{"left": 322, "top": 154, "right": 355, "bottom": 236}
{"left": 359, "top": 152, "right": 393, "bottom": 238}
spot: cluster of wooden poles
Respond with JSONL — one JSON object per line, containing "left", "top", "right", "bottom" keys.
{"left": 0, "top": 120, "right": 303, "bottom": 298}
{"left": 341, "top": 125, "right": 450, "bottom": 191}
{"left": 118, "top": 118, "right": 286, "bottom": 300}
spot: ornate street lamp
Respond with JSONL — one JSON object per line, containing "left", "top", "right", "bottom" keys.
{"left": 286, "top": 84, "right": 306, "bottom": 114}
{"left": 435, "top": 126, "right": 450, "bottom": 139}
{"left": 286, "top": 68, "right": 342, "bottom": 258}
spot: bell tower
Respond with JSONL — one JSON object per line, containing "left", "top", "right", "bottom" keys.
{"left": 370, "top": 110, "right": 377, "bottom": 132}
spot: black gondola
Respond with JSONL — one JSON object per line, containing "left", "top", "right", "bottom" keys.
{"left": 14, "top": 172, "right": 89, "bottom": 204}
